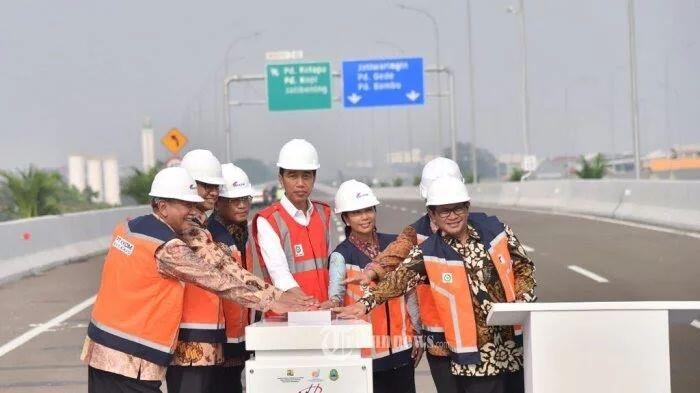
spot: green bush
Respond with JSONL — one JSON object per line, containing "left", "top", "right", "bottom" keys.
{"left": 509, "top": 168, "right": 525, "bottom": 182}
{"left": 576, "top": 154, "right": 607, "bottom": 179}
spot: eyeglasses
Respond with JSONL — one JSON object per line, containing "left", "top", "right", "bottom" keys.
{"left": 433, "top": 203, "right": 469, "bottom": 219}
{"left": 224, "top": 196, "right": 253, "bottom": 205}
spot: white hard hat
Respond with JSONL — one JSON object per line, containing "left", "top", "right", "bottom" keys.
{"left": 180, "top": 149, "right": 225, "bottom": 185}
{"left": 425, "top": 176, "right": 471, "bottom": 207}
{"left": 334, "top": 179, "right": 380, "bottom": 214}
{"left": 219, "top": 163, "right": 255, "bottom": 199}
{"left": 149, "top": 167, "right": 204, "bottom": 203}
{"left": 419, "top": 157, "right": 464, "bottom": 199}
{"left": 276, "top": 139, "right": 320, "bottom": 170}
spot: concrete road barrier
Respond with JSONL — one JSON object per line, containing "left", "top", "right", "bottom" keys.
{"left": 0, "top": 206, "right": 149, "bottom": 284}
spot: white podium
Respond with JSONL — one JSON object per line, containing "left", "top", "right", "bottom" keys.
{"left": 245, "top": 313, "right": 374, "bottom": 393}
{"left": 487, "top": 301, "right": 700, "bottom": 393}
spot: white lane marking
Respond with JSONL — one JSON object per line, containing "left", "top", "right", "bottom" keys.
{"left": 0, "top": 295, "right": 96, "bottom": 358}
{"left": 479, "top": 204, "right": 700, "bottom": 240}
{"left": 568, "top": 265, "right": 609, "bottom": 283}
{"left": 336, "top": 226, "right": 344, "bottom": 233}
{"left": 411, "top": 210, "right": 419, "bottom": 214}
{"left": 691, "top": 319, "right": 700, "bottom": 330}
{"left": 400, "top": 207, "right": 407, "bottom": 212}
{"left": 522, "top": 245, "right": 535, "bottom": 253}
{"left": 338, "top": 235, "right": 346, "bottom": 242}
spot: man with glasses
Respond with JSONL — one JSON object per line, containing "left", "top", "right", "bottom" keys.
{"left": 335, "top": 176, "right": 536, "bottom": 393}
{"left": 170, "top": 149, "right": 228, "bottom": 393}
{"left": 208, "top": 163, "right": 257, "bottom": 393}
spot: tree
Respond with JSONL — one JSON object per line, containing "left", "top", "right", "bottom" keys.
{"left": 442, "top": 142, "right": 499, "bottom": 181}
{"left": 575, "top": 154, "right": 607, "bottom": 179}
{"left": 122, "top": 165, "right": 161, "bottom": 205}
{"left": 509, "top": 167, "right": 525, "bottom": 182}
{"left": 0, "top": 166, "right": 63, "bottom": 218}
{"left": 392, "top": 177, "right": 404, "bottom": 187}
{"left": 234, "top": 158, "right": 274, "bottom": 184}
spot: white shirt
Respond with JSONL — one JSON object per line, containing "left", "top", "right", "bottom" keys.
{"left": 255, "top": 195, "right": 328, "bottom": 291}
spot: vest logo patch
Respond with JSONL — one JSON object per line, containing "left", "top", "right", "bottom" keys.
{"left": 498, "top": 255, "right": 507, "bottom": 265}
{"left": 294, "top": 244, "right": 304, "bottom": 257}
{"left": 442, "top": 272, "right": 453, "bottom": 284}
{"left": 112, "top": 236, "right": 134, "bottom": 256}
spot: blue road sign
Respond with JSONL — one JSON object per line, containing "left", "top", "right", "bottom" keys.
{"left": 342, "top": 57, "right": 424, "bottom": 108}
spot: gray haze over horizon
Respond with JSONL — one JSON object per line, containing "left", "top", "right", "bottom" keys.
{"left": 1, "top": 0, "right": 699, "bottom": 175}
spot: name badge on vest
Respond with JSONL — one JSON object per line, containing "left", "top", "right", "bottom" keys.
{"left": 294, "top": 244, "right": 305, "bottom": 257}
{"left": 442, "top": 272, "right": 453, "bottom": 284}
{"left": 113, "top": 236, "right": 134, "bottom": 256}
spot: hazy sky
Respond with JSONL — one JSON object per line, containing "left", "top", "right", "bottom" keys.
{"left": 1, "top": 0, "right": 698, "bottom": 174}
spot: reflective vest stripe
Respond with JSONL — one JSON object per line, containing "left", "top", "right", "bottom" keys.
{"left": 179, "top": 323, "right": 225, "bottom": 329}
{"left": 430, "top": 278, "right": 476, "bottom": 352}
{"left": 90, "top": 319, "right": 173, "bottom": 354}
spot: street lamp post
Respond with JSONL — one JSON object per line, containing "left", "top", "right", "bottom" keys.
{"left": 222, "top": 32, "right": 262, "bottom": 161}
{"left": 466, "top": 0, "right": 478, "bottom": 182}
{"left": 374, "top": 40, "right": 415, "bottom": 166}
{"left": 396, "top": 3, "right": 443, "bottom": 156}
{"left": 626, "top": 0, "right": 641, "bottom": 179}
{"left": 507, "top": 0, "right": 532, "bottom": 157}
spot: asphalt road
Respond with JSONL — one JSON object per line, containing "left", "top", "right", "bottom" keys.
{"left": 0, "top": 196, "right": 698, "bottom": 392}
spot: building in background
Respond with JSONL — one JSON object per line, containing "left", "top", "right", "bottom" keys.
{"left": 69, "top": 155, "right": 122, "bottom": 205}
{"left": 141, "top": 117, "right": 155, "bottom": 171}
{"left": 644, "top": 144, "right": 700, "bottom": 180}
{"left": 68, "top": 155, "right": 86, "bottom": 192}
{"left": 102, "top": 157, "right": 121, "bottom": 205}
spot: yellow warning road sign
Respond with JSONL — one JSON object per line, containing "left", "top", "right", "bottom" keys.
{"left": 161, "top": 128, "right": 188, "bottom": 155}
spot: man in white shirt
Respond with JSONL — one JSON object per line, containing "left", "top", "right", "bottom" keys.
{"left": 249, "top": 139, "right": 331, "bottom": 305}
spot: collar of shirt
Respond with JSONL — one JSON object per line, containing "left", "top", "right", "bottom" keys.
{"left": 348, "top": 230, "right": 380, "bottom": 260}
{"left": 152, "top": 213, "right": 176, "bottom": 232}
{"left": 280, "top": 194, "right": 314, "bottom": 226}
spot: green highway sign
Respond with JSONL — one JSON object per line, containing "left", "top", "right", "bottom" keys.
{"left": 266, "top": 62, "right": 332, "bottom": 111}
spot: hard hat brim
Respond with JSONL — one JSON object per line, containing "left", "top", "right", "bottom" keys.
{"left": 192, "top": 175, "right": 226, "bottom": 185}
{"left": 276, "top": 162, "right": 320, "bottom": 171}
{"left": 148, "top": 192, "right": 205, "bottom": 203}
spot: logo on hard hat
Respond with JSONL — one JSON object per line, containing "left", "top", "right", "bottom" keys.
{"left": 189, "top": 184, "right": 196, "bottom": 190}
{"left": 355, "top": 192, "right": 369, "bottom": 199}
{"left": 232, "top": 181, "right": 247, "bottom": 187}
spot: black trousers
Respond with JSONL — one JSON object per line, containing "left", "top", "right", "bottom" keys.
{"left": 456, "top": 371, "right": 524, "bottom": 393}
{"left": 166, "top": 365, "right": 215, "bottom": 393}
{"left": 88, "top": 366, "right": 161, "bottom": 393}
{"left": 211, "top": 365, "right": 244, "bottom": 393}
{"left": 373, "top": 363, "right": 416, "bottom": 393}
{"left": 426, "top": 354, "right": 460, "bottom": 393}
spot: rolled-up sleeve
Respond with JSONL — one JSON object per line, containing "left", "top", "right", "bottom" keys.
{"left": 156, "top": 229, "right": 281, "bottom": 311}
{"left": 255, "top": 217, "right": 299, "bottom": 291}
{"left": 327, "top": 251, "right": 346, "bottom": 302}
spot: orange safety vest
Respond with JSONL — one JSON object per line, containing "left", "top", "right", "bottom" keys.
{"left": 335, "top": 233, "right": 415, "bottom": 372}
{"left": 88, "top": 214, "right": 184, "bottom": 366}
{"left": 177, "top": 222, "right": 225, "bottom": 344}
{"left": 208, "top": 217, "right": 249, "bottom": 358}
{"left": 420, "top": 213, "right": 521, "bottom": 365}
{"left": 250, "top": 200, "right": 331, "bottom": 303}
{"left": 409, "top": 215, "right": 445, "bottom": 352}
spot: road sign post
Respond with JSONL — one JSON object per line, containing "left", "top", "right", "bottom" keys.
{"left": 342, "top": 57, "right": 424, "bottom": 108}
{"left": 266, "top": 62, "right": 332, "bottom": 111}
{"left": 161, "top": 128, "right": 188, "bottom": 156}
